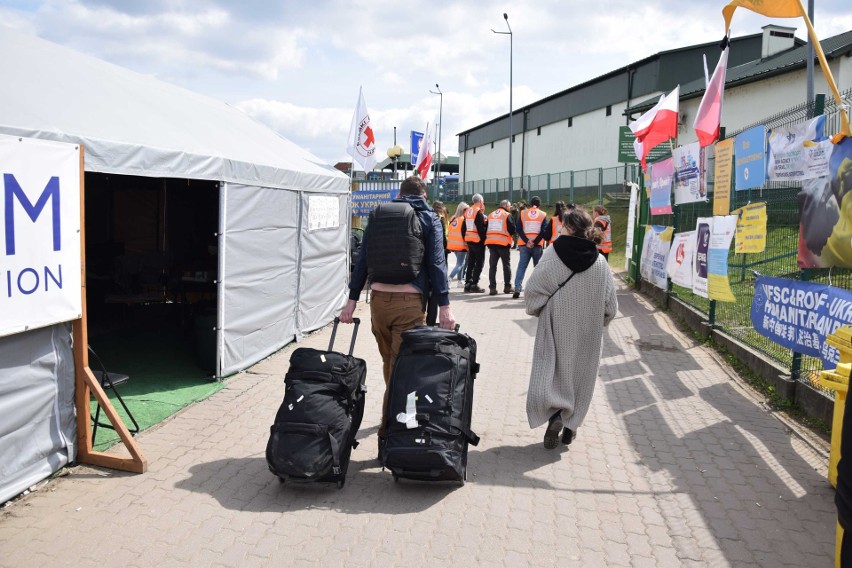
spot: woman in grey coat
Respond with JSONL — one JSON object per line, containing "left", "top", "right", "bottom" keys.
{"left": 524, "top": 207, "right": 618, "bottom": 449}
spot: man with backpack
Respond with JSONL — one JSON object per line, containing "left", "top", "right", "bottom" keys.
{"left": 340, "top": 175, "right": 456, "bottom": 456}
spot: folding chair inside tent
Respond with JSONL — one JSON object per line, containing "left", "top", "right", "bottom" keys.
{"left": 87, "top": 345, "right": 140, "bottom": 444}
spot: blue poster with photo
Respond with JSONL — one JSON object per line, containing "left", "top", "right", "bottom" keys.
{"left": 751, "top": 275, "right": 852, "bottom": 367}
{"left": 735, "top": 125, "right": 766, "bottom": 190}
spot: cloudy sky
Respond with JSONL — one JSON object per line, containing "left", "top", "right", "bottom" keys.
{"left": 2, "top": 1, "right": 851, "bottom": 167}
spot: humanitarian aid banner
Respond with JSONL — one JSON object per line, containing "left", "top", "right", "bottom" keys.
{"left": 639, "top": 225, "right": 672, "bottom": 290}
{"left": 351, "top": 184, "right": 400, "bottom": 217}
{"left": 751, "top": 275, "right": 852, "bottom": 367}
{"left": 767, "top": 115, "right": 832, "bottom": 182}
{"left": 733, "top": 202, "right": 767, "bottom": 254}
{"left": 707, "top": 215, "right": 737, "bottom": 303}
{"left": 713, "top": 138, "right": 734, "bottom": 215}
{"left": 666, "top": 230, "right": 696, "bottom": 288}
{"left": 693, "top": 217, "right": 712, "bottom": 298}
{"left": 650, "top": 157, "right": 674, "bottom": 215}
{"left": 797, "top": 136, "right": 852, "bottom": 268}
{"left": 0, "top": 135, "right": 82, "bottom": 337}
{"left": 673, "top": 142, "right": 706, "bottom": 204}
{"left": 735, "top": 125, "right": 766, "bottom": 191}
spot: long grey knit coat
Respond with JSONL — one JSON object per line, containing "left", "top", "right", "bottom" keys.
{"left": 524, "top": 237, "right": 618, "bottom": 432}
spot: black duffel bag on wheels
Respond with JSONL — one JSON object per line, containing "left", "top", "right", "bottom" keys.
{"left": 266, "top": 317, "right": 366, "bottom": 489}
{"left": 381, "top": 325, "right": 480, "bottom": 484}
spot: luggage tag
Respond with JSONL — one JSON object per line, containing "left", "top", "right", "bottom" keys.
{"left": 395, "top": 391, "right": 420, "bottom": 429}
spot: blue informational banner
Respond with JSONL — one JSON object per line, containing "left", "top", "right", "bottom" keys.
{"left": 351, "top": 185, "right": 400, "bottom": 218}
{"left": 410, "top": 131, "right": 424, "bottom": 165}
{"left": 751, "top": 275, "right": 852, "bottom": 366}
{"left": 735, "top": 125, "right": 766, "bottom": 190}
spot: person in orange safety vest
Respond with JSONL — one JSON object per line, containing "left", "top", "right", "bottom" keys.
{"left": 484, "top": 199, "right": 517, "bottom": 295}
{"left": 512, "top": 195, "right": 549, "bottom": 298}
{"left": 460, "top": 194, "right": 487, "bottom": 293}
{"left": 593, "top": 204, "right": 612, "bottom": 259}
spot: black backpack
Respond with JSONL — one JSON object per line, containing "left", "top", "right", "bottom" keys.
{"left": 366, "top": 201, "right": 425, "bottom": 284}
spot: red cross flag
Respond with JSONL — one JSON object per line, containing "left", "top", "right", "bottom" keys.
{"left": 346, "top": 87, "right": 377, "bottom": 172}
{"left": 414, "top": 123, "right": 433, "bottom": 180}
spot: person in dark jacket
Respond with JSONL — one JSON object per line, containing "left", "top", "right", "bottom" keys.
{"left": 340, "top": 176, "right": 456, "bottom": 457}
{"left": 460, "top": 193, "right": 488, "bottom": 293}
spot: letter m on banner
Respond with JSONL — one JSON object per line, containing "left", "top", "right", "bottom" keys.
{"left": 5, "top": 174, "right": 61, "bottom": 255}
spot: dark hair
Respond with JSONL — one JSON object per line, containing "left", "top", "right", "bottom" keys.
{"left": 561, "top": 207, "right": 599, "bottom": 242}
{"left": 565, "top": 202, "right": 576, "bottom": 210}
{"left": 530, "top": 196, "right": 541, "bottom": 207}
{"left": 553, "top": 200, "right": 566, "bottom": 219}
{"left": 593, "top": 204, "right": 608, "bottom": 216}
{"left": 400, "top": 175, "right": 427, "bottom": 196}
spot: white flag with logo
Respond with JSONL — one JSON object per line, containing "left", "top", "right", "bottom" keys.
{"left": 346, "top": 87, "right": 378, "bottom": 172}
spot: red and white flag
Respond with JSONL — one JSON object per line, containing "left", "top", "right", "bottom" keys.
{"left": 694, "top": 46, "right": 729, "bottom": 147}
{"left": 630, "top": 85, "right": 680, "bottom": 171}
{"left": 346, "top": 87, "right": 377, "bottom": 172}
{"left": 414, "top": 123, "right": 433, "bottom": 180}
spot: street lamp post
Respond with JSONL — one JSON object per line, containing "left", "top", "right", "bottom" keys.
{"left": 430, "top": 84, "right": 443, "bottom": 196}
{"left": 492, "top": 13, "right": 513, "bottom": 204}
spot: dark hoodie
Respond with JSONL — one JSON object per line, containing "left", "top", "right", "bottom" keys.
{"left": 552, "top": 234, "right": 599, "bottom": 274}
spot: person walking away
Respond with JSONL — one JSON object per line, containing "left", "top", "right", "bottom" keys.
{"left": 593, "top": 205, "right": 612, "bottom": 260}
{"left": 461, "top": 193, "right": 487, "bottom": 293}
{"left": 545, "top": 201, "right": 568, "bottom": 246}
{"left": 485, "top": 199, "right": 516, "bottom": 295}
{"left": 426, "top": 201, "right": 450, "bottom": 325}
{"left": 524, "top": 207, "right": 618, "bottom": 450}
{"left": 447, "top": 202, "right": 469, "bottom": 287}
{"left": 512, "top": 195, "right": 548, "bottom": 299}
{"left": 340, "top": 175, "right": 456, "bottom": 457}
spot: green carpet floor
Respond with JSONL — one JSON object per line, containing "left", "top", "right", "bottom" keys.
{"left": 88, "top": 326, "right": 223, "bottom": 451}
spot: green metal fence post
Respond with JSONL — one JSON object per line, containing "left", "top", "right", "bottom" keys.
{"left": 547, "top": 173, "right": 551, "bottom": 204}
{"left": 790, "top": 268, "right": 813, "bottom": 380}
{"left": 570, "top": 171, "right": 575, "bottom": 204}
{"left": 598, "top": 168, "right": 603, "bottom": 204}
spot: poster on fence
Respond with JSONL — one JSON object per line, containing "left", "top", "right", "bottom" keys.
{"left": 673, "top": 142, "right": 706, "bottom": 204}
{"left": 639, "top": 225, "right": 673, "bottom": 290}
{"left": 735, "top": 125, "right": 766, "bottom": 191}
{"left": 707, "top": 215, "right": 738, "bottom": 303}
{"left": 666, "top": 230, "right": 696, "bottom": 288}
{"left": 733, "top": 202, "right": 767, "bottom": 254}
{"left": 767, "top": 115, "right": 832, "bottom": 182}
{"left": 713, "top": 138, "right": 734, "bottom": 215}
{"left": 693, "top": 217, "right": 712, "bottom": 298}
{"left": 751, "top": 275, "right": 852, "bottom": 367}
{"left": 797, "top": 136, "right": 852, "bottom": 269}
{"left": 625, "top": 182, "right": 639, "bottom": 271}
{"left": 650, "top": 157, "right": 674, "bottom": 215}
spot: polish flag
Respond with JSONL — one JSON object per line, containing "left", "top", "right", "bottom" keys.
{"left": 694, "top": 46, "right": 729, "bottom": 147}
{"left": 346, "top": 87, "right": 377, "bottom": 172}
{"left": 414, "top": 123, "right": 433, "bottom": 180}
{"left": 630, "top": 86, "right": 680, "bottom": 172}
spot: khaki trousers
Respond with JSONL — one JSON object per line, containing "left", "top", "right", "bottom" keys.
{"left": 369, "top": 291, "right": 425, "bottom": 437}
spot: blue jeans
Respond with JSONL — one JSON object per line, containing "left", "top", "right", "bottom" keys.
{"left": 514, "top": 245, "right": 543, "bottom": 292}
{"left": 449, "top": 251, "right": 467, "bottom": 281}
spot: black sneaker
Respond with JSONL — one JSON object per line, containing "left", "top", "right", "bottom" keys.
{"left": 544, "top": 412, "right": 563, "bottom": 450}
{"left": 470, "top": 286, "right": 486, "bottom": 293}
{"left": 512, "top": 291, "right": 520, "bottom": 299}
{"left": 463, "top": 285, "right": 471, "bottom": 293}
{"left": 561, "top": 428, "right": 575, "bottom": 446}
{"left": 489, "top": 287, "right": 498, "bottom": 296}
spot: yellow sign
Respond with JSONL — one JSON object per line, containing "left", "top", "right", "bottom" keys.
{"left": 733, "top": 202, "right": 767, "bottom": 254}
{"left": 713, "top": 138, "right": 734, "bottom": 215}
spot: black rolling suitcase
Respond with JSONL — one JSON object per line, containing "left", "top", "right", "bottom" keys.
{"left": 381, "top": 326, "right": 480, "bottom": 484}
{"left": 266, "top": 317, "right": 366, "bottom": 489}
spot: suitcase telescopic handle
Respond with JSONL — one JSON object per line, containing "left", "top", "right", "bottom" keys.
{"left": 331, "top": 316, "right": 360, "bottom": 355}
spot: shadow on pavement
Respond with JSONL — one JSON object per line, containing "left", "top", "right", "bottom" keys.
{"left": 468, "top": 442, "right": 567, "bottom": 490}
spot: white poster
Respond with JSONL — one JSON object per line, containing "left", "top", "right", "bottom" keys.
{"left": 308, "top": 195, "right": 340, "bottom": 231}
{"left": 693, "top": 217, "right": 713, "bottom": 298}
{"left": 767, "top": 115, "right": 833, "bottom": 182}
{"left": 625, "top": 182, "right": 639, "bottom": 271}
{"left": 666, "top": 230, "right": 696, "bottom": 288}
{"left": 673, "top": 142, "right": 707, "bottom": 204}
{"left": 0, "top": 135, "right": 82, "bottom": 337}
{"left": 639, "top": 225, "right": 673, "bottom": 290}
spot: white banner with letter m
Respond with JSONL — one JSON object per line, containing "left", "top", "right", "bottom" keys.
{"left": 1, "top": 135, "right": 81, "bottom": 337}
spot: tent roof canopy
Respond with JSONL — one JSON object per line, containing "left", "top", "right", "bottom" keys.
{"left": 0, "top": 26, "right": 347, "bottom": 193}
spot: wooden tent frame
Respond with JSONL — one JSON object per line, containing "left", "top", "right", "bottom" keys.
{"left": 71, "top": 146, "right": 147, "bottom": 473}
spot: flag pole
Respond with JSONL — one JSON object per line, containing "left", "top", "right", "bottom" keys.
{"left": 794, "top": 0, "right": 851, "bottom": 135}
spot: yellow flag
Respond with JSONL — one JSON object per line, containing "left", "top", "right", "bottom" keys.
{"left": 723, "top": 0, "right": 803, "bottom": 32}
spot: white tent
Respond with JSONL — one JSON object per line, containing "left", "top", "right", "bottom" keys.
{"left": 0, "top": 27, "right": 350, "bottom": 502}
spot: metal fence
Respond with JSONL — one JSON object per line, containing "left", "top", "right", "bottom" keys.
{"left": 639, "top": 89, "right": 852, "bottom": 398}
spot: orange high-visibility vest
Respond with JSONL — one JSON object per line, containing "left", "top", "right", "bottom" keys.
{"left": 447, "top": 217, "right": 468, "bottom": 251}
{"left": 549, "top": 215, "right": 562, "bottom": 241}
{"left": 596, "top": 217, "right": 612, "bottom": 253}
{"left": 520, "top": 207, "right": 545, "bottom": 245}
{"left": 484, "top": 208, "right": 512, "bottom": 246}
{"left": 463, "top": 205, "right": 483, "bottom": 243}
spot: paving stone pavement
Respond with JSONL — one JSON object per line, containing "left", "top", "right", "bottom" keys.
{"left": 0, "top": 259, "right": 837, "bottom": 567}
